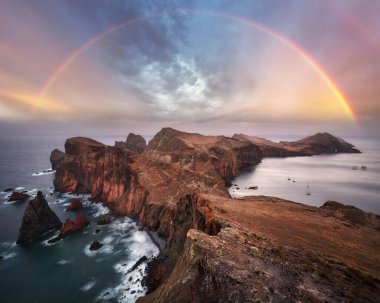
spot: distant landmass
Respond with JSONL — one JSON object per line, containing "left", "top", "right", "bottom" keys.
{"left": 45, "top": 128, "right": 378, "bottom": 302}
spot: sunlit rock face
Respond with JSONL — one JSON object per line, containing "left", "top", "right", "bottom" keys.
{"left": 51, "top": 128, "right": 375, "bottom": 303}
{"left": 51, "top": 127, "right": 262, "bottom": 237}
{"left": 139, "top": 194, "right": 380, "bottom": 303}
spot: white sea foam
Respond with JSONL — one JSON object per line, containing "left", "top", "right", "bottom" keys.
{"left": 2, "top": 251, "right": 18, "bottom": 260}
{"left": 57, "top": 259, "right": 72, "bottom": 265}
{"left": 42, "top": 231, "right": 61, "bottom": 246}
{"left": 85, "top": 201, "right": 110, "bottom": 217}
{"left": 0, "top": 242, "right": 12, "bottom": 248}
{"left": 95, "top": 217, "right": 160, "bottom": 303}
{"left": 80, "top": 280, "right": 96, "bottom": 292}
{"left": 32, "top": 169, "right": 55, "bottom": 176}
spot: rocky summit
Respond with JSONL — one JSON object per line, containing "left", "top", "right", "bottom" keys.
{"left": 17, "top": 191, "right": 62, "bottom": 244}
{"left": 115, "top": 133, "right": 147, "bottom": 154}
{"left": 50, "top": 128, "right": 380, "bottom": 303}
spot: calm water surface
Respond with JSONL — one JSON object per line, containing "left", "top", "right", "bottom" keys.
{"left": 229, "top": 137, "right": 380, "bottom": 214}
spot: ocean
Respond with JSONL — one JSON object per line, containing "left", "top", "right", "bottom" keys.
{"left": 0, "top": 133, "right": 161, "bottom": 303}
{"left": 0, "top": 133, "right": 379, "bottom": 303}
{"left": 229, "top": 137, "right": 380, "bottom": 215}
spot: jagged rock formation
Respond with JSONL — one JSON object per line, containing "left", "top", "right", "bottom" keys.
{"left": 50, "top": 128, "right": 376, "bottom": 302}
{"left": 17, "top": 191, "right": 62, "bottom": 244}
{"left": 60, "top": 212, "right": 90, "bottom": 238}
{"left": 233, "top": 132, "right": 360, "bottom": 157}
{"left": 115, "top": 133, "right": 146, "bottom": 153}
{"left": 50, "top": 148, "right": 65, "bottom": 170}
{"left": 51, "top": 128, "right": 262, "bottom": 236}
{"left": 139, "top": 194, "right": 380, "bottom": 303}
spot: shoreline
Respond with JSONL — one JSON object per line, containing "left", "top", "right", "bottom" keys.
{"left": 49, "top": 128, "right": 380, "bottom": 302}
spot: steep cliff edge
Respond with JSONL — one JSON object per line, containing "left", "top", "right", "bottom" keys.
{"left": 139, "top": 194, "right": 380, "bottom": 303}
{"left": 233, "top": 132, "right": 360, "bottom": 157}
{"left": 51, "top": 128, "right": 262, "bottom": 237}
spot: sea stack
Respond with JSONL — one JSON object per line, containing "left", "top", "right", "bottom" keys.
{"left": 17, "top": 191, "right": 62, "bottom": 244}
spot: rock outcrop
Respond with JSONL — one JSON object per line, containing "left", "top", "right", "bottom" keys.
{"left": 89, "top": 240, "right": 103, "bottom": 251}
{"left": 50, "top": 149, "right": 65, "bottom": 170}
{"left": 8, "top": 191, "right": 30, "bottom": 202}
{"left": 50, "top": 128, "right": 375, "bottom": 302}
{"left": 17, "top": 191, "right": 62, "bottom": 244}
{"left": 233, "top": 132, "right": 360, "bottom": 157}
{"left": 138, "top": 194, "right": 380, "bottom": 303}
{"left": 60, "top": 212, "right": 90, "bottom": 238}
{"left": 115, "top": 133, "right": 146, "bottom": 153}
{"left": 97, "top": 214, "right": 112, "bottom": 225}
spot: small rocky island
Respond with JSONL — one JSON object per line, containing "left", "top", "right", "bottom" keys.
{"left": 47, "top": 128, "right": 379, "bottom": 302}
{"left": 17, "top": 191, "right": 62, "bottom": 244}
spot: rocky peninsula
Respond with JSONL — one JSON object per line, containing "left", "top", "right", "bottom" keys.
{"left": 50, "top": 128, "right": 379, "bottom": 302}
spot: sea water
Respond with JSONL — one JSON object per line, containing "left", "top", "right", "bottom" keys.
{"left": 229, "top": 137, "right": 380, "bottom": 215}
{"left": 0, "top": 133, "right": 161, "bottom": 303}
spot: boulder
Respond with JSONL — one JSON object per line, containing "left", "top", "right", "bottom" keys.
{"left": 47, "top": 236, "right": 61, "bottom": 244}
{"left": 60, "top": 212, "right": 90, "bottom": 238}
{"left": 89, "top": 240, "right": 103, "bottom": 251}
{"left": 8, "top": 191, "right": 30, "bottom": 202}
{"left": 17, "top": 191, "right": 62, "bottom": 244}
{"left": 128, "top": 256, "right": 148, "bottom": 273}
{"left": 97, "top": 214, "right": 112, "bottom": 225}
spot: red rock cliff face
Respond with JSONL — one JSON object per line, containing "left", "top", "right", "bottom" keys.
{"left": 51, "top": 128, "right": 262, "bottom": 238}
{"left": 51, "top": 129, "right": 376, "bottom": 302}
{"left": 145, "top": 127, "right": 262, "bottom": 183}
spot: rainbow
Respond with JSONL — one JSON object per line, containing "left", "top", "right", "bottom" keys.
{"left": 37, "top": 9, "right": 356, "bottom": 121}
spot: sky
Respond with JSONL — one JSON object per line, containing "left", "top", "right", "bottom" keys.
{"left": 0, "top": 0, "right": 379, "bottom": 137}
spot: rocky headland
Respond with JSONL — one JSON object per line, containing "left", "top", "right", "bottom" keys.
{"left": 50, "top": 128, "right": 380, "bottom": 302}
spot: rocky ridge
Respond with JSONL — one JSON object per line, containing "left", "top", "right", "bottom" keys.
{"left": 233, "top": 132, "right": 360, "bottom": 157}
{"left": 50, "top": 128, "right": 379, "bottom": 302}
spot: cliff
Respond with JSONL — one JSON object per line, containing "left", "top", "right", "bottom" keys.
{"left": 51, "top": 128, "right": 262, "bottom": 237}
{"left": 233, "top": 132, "right": 360, "bottom": 157}
{"left": 139, "top": 194, "right": 380, "bottom": 303}
{"left": 50, "top": 128, "right": 376, "bottom": 302}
